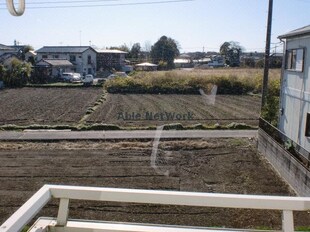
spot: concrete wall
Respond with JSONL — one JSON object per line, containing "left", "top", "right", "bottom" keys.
{"left": 258, "top": 129, "right": 310, "bottom": 196}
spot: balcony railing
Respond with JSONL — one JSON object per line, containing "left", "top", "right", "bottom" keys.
{"left": 1, "top": 185, "right": 310, "bottom": 232}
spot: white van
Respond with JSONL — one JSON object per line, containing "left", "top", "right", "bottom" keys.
{"left": 81, "top": 74, "right": 93, "bottom": 86}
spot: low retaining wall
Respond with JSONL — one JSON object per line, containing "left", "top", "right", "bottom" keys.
{"left": 258, "top": 129, "right": 310, "bottom": 196}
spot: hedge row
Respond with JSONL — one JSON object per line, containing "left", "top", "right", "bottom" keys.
{"left": 104, "top": 73, "right": 268, "bottom": 95}
{"left": 0, "top": 122, "right": 256, "bottom": 131}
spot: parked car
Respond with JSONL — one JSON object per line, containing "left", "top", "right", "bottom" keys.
{"left": 71, "top": 73, "right": 81, "bottom": 82}
{"left": 61, "top": 73, "right": 74, "bottom": 82}
{"left": 93, "top": 77, "right": 105, "bottom": 84}
{"left": 61, "top": 72, "right": 81, "bottom": 83}
{"left": 106, "top": 72, "right": 128, "bottom": 80}
{"left": 81, "top": 74, "right": 94, "bottom": 86}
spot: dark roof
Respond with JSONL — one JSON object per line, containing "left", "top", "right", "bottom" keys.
{"left": 0, "top": 44, "right": 15, "bottom": 51}
{"left": 37, "top": 59, "right": 73, "bottom": 67}
{"left": 36, "top": 46, "right": 93, "bottom": 53}
{"left": 278, "top": 25, "right": 310, "bottom": 39}
{"left": 0, "top": 53, "right": 18, "bottom": 63}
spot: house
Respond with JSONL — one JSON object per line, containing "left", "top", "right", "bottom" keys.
{"left": 35, "top": 59, "right": 74, "bottom": 77}
{"left": 36, "top": 46, "right": 97, "bottom": 75}
{"left": 135, "top": 62, "right": 158, "bottom": 71}
{"left": 174, "top": 54, "right": 193, "bottom": 68}
{"left": 207, "top": 55, "right": 225, "bottom": 67}
{"left": 278, "top": 25, "right": 310, "bottom": 151}
{"left": 193, "top": 55, "right": 225, "bottom": 68}
{"left": 0, "top": 44, "right": 22, "bottom": 64}
{"left": 96, "top": 49, "right": 127, "bottom": 72}
{"left": 0, "top": 44, "right": 16, "bottom": 57}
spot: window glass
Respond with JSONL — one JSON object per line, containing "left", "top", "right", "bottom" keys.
{"left": 305, "top": 113, "right": 310, "bottom": 137}
{"left": 286, "top": 48, "right": 304, "bottom": 72}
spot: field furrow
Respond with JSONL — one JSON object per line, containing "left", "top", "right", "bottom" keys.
{"left": 0, "top": 88, "right": 103, "bottom": 125}
{"left": 89, "top": 94, "right": 261, "bottom": 126}
{"left": 1, "top": 139, "right": 307, "bottom": 228}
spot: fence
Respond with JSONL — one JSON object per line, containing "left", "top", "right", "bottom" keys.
{"left": 259, "top": 117, "right": 310, "bottom": 169}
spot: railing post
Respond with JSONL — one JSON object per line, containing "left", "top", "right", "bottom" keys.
{"left": 282, "top": 210, "right": 294, "bottom": 232}
{"left": 56, "top": 198, "right": 69, "bottom": 226}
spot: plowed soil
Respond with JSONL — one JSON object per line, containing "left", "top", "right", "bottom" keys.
{"left": 87, "top": 94, "right": 261, "bottom": 126}
{"left": 0, "top": 87, "right": 102, "bottom": 125}
{"left": 0, "top": 88, "right": 261, "bottom": 127}
{"left": 0, "top": 139, "right": 309, "bottom": 229}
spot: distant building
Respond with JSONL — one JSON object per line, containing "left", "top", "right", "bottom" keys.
{"left": 96, "top": 49, "right": 127, "bottom": 72}
{"left": 193, "top": 55, "right": 224, "bottom": 68}
{"left": 35, "top": 59, "right": 74, "bottom": 77}
{"left": 0, "top": 44, "right": 16, "bottom": 57}
{"left": 135, "top": 62, "right": 158, "bottom": 71}
{"left": 0, "top": 44, "right": 23, "bottom": 64}
{"left": 278, "top": 25, "right": 310, "bottom": 151}
{"left": 36, "top": 46, "right": 97, "bottom": 75}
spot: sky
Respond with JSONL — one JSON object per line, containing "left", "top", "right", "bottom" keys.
{"left": 0, "top": 0, "right": 309, "bottom": 53}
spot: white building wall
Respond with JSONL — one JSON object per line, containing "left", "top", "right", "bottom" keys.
{"left": 279, "top": 34, "right": 310, "bottom": 151}
{"left": 36, "top": 48, "right": 97, "bottom": 75}
{"left": 81, "top": 49, "right": 96, "bottom": 75}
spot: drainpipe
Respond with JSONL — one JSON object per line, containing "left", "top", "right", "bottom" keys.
{"left": 278, "top": 38, "right": 285, "bottom": 128}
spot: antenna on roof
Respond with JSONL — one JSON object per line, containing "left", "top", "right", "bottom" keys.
{"left": 6, "top": 0, "right": 25, "bottom": 16}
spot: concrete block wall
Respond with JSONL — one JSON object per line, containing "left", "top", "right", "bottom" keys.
{"left": 258, "top": 129, "right": 310, "bottom": 196}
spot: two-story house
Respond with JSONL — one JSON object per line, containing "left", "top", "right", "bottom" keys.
{"left": 36, "top": 46, "right": 97, "bottom": 75}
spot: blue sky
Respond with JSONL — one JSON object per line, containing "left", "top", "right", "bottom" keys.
{"left": 0, "top": 0, "right": 309, "bottom": 53}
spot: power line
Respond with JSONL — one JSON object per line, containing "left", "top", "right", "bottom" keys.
{"left": 0, "top": 0, "right": 133, "bottom": 5}
{"left": 0, "top": 0, "right": 194, "bottom": 9}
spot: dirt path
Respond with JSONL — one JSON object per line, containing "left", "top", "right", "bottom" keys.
{"left": 0, "top": 139, "right": 308, "bottom": 229}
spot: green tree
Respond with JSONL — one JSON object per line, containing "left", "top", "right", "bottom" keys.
{"left": 0, "top": 65, "right": 6, "bottom": 81}
{"left": 220, "top": 41, "right": 243, "bottom": 67}
{"left": 18, "top": 45, "right": 34, "bottom": 61}
{"left": 2, "top": 58, "right": 32, "bottom": 87}
{"left": 129, "top": 43, "right": 141, "bottom": 62}
{"left": 150, "top": 36, "right": 180, "bottom": 69}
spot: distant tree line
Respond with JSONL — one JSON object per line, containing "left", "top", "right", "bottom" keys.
{"left": 111, "top": 35, "right": 180, "bottom": 70}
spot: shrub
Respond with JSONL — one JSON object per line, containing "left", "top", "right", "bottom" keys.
{"left": 80, "top": 123, "right": 120, "bottom": 131}
{"left": 104, "top": 69, "right": 280, "bottom": 95}
{"left": 261, "top": 78, "right": 281, "bottom": 126}
{"left": 2, "top": 58, "right": 32, "bottom": 87}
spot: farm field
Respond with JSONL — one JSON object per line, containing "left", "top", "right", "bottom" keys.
{"left": 0, "top": 139, "right": 309, "bottom": 229}
{"left": 87, "top": 93, "right": 261, "bottom": 126}
{"left": 0, "top": 87, "right": 102, "bottom": 126}
{"left": 0, "top": 88, "right": 261, "bottom": 128}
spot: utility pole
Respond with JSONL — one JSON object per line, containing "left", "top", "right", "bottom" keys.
{"left": 262, "top": 0, "right": 273, "bottom": 107}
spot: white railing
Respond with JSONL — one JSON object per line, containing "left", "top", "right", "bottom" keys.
{"left": 0, "top": 185, "right": 310, "bottom": 232}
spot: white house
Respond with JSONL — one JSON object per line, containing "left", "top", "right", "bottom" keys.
{"left": 278, "top": 25, "right": 310, "bottom": 151}
{"left": 36, "top": 46, "right": 97, "bottom": 75}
